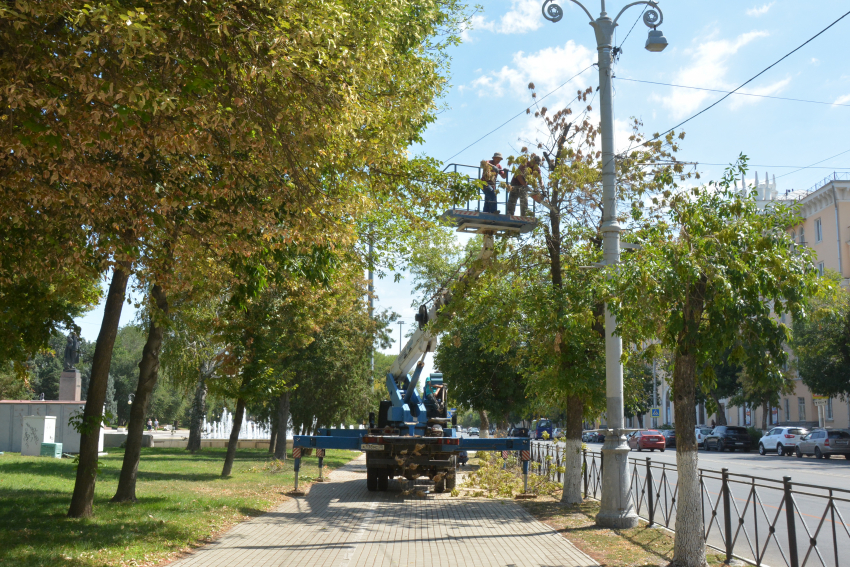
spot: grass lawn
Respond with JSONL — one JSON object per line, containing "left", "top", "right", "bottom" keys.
{"left": 0, "top": 447, "right": 357, "bottom": 567}
{"left": 519, "top": 499, "right": 727, "bottom": 567}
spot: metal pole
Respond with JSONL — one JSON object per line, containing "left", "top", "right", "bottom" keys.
{"left": 593, "top": 8, "right": 638, "bottom": 529}
{"left": 784, "top": 476, "right": 800, "bottom": 567}
{"left": 722, "top": 468, "right": 733, "bottom": 563}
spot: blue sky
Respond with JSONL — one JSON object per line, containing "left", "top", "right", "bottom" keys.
{"left": 78, "top": 0, "right": 850, "bottom": 378}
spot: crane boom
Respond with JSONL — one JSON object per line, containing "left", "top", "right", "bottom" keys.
{"left": 388, "top": 234, "right": 495, "bottom": 380}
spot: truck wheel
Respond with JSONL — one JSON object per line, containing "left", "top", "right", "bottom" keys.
{"left": 377, "top": 471, "right": 389, "bottom": 491}
{"left": 367, "top": 467, "right": 378, "bottom": 491}
{"left": 446, "top": 472, "right": 456, "bottom": 490}
{"left": 434, "top": 477, "right": 446, "bottom": 493}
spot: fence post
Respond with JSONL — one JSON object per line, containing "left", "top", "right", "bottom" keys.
{"left": 582, "top": 449, "right": 588, "bottom": 498}
{"left": 722, "top": 468, "right": 733, "bottom": 564}
{"left": 646, "top": 457, "right": 655, "bottom": 527}
{"left": 784, "top": 476, "right": 799, "bottom": 567}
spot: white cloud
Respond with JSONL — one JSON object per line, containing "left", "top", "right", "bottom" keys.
{"left": 834, "top": 94, "right": 850, "bottom": 106}
{"left": 746, "top": 2, "right": 774, "bottom": 16}
{"left": 728, "top": 77, "right": 791, "bottom": 109}
{"left": 468, "top": 40, "right": 595, "bottom": 98}
{"left": 469, "top": 0, "right": 544, "bottom": 35}
{"left": 659, "top": 30, "right": 770, "bottom": 118}
{"left": 810, "top": 57, "right": 820, "bottom": 66}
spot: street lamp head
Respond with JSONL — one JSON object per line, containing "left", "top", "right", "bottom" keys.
{"left": 645, "top": 28, "right": 668, "bottom": 52}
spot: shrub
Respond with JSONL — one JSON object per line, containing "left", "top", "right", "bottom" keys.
{"left": 747, "top": 427, "right": 764, "bottom": 447}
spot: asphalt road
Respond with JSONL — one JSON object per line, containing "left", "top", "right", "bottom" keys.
{"left": 538, "top": 441, "right": 850, "bottom": 567}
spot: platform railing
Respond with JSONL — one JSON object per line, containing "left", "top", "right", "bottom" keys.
{"left": 529, "top": 442, "right": 850, "bottom": 567}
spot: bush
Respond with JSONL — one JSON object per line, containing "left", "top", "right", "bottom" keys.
{"left": 747, "top": 427, "right": 764, "bottom": 447}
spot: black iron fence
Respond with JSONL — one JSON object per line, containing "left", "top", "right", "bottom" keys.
{"left": 529, "top": 443, "right": 850, "bottom": 567}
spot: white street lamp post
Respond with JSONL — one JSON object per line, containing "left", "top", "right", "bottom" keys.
{"left": 541, "top": 0, "right": 667, "bottom": 529}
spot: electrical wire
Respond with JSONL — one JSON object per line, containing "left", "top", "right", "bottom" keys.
{"left": 615, "top": 77, "right": 850, "bottom": 108}
{"left": 629, "top": 160, "right": 850, "bottom": 171}
{"left": 774, "top": 147, "right": 850, "bottom": 179}
{"left": 616, "top": 7, "right": 850, "bottom": 158}
{"left": 615, "top": 4, "right": 648, "bottom": 57}
{"left": 444, "top": 65, "right": 595, "bottom": 162}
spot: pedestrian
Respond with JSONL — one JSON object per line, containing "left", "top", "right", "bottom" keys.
{"left": 507, "top": 154, "right": 541, "bottom": 217}
{"left": 480, "top": 152, "right": 507, "bottom": 213}
{"left": 154, "top": 418, "right": 159, "bottom": 430}
{"left": 147, "top": 418, "right": 152, "bottom": 431}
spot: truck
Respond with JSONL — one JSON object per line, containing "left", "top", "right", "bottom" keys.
{"left": 292, "top": 200, "right": 538, "bottom": 494}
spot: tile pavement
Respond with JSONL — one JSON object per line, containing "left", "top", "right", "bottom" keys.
{"left": 169, "top": 454, "right": 598, "bottom": 567}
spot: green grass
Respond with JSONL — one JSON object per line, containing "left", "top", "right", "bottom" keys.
{"left": 0, "top": 447, "right": 357, "bottom": 567}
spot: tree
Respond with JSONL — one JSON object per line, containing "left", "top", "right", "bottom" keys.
{"left": 3, "top": 0, "right": 470, "bottom": 516}
{"left": 793, "top": 270, "right": 850, "bottom": 399}
{"left": 612, "top": 160, "right": 818, "bottom": 567}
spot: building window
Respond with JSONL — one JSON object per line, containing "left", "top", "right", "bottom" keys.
{"left": 827, "top": 398, "right": 834, "bottom": 421}
{"left": 798, "top": 397, "right": 806, "bottom": 421}
{"left": 799, "top": 227, "right": 805, "bottom": 245}
{"left": 818, "top": 262, "right": 825, "bottom": 276}
{"left": 784, "top": 398, "right": 790, "bottom": 422}
{"left": 815, "top": 218, "right": 823, "bottom": 242}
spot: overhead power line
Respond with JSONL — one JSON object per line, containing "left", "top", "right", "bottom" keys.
{"left": 615, "top": 77, "right": 850, "bottom": 108}
{"left": 774, "top": 147, "right": 850, "bottom": 179}
{"left": 444, "top": 65, "right": 595, "bottom": 162}
{"left": 618, "top": 7, "right": 850, "bottom": 158}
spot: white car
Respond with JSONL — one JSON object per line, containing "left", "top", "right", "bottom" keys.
{"left": 695, "top": 427, "right": 713, "bottom": 448}
{"left": 758, "top": 426, "right": 809, "bottom": 456}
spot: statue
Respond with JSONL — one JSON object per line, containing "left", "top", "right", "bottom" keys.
{"left": 63, "top": 332, "right": 80, "bottom": 371}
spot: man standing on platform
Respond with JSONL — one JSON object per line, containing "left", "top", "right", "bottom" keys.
{"left": 480, "top": 152, "right": 507, "bottom": 213}
{"left": 507, "top": 154, "right": 541, "bottom": 217}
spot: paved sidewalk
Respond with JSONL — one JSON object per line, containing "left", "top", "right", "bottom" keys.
{"left": 169, "top": 455, "right": 597, "bottom": 567}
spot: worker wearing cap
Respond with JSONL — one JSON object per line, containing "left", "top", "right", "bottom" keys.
{"left": 507, "top": 154, "right": 541, "bottom": 217}
{"left": 480, "top": 152, "right": 507, "bottom": 214}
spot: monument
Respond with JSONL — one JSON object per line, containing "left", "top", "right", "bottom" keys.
{"left": 59, "top": 332, "right": 81, "bottom": 401}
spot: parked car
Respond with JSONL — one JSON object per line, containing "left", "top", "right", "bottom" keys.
{"left": 695, "top": 427, "right": 713, "bottom": 448}
{"left": 552, "top": 428, "right": 563, "bottom": 439}
{"left": 758, "top": 426, "right": 809, "bottom": 456}
{"left": 627, "top": 430, "right": 666, "bottom": 452}
{"left": 661, "top": 429, "right": 676, "bottom": 448}
{"left": 468, "top": 427, "right": 480, "bottom": 437}
{"left": 795, "top": 429, "right": 850, "bottom": 459}
{"left": 582, "top": 431, "right": 605, "bottom": 443}
{"left": 704, "top": 426, "right": 751, "bottom": 452}
{"left": 509, "top": 427, "right": 530, "bottom": 438}
{"left": 532, "top": 418, "right": 554, "bottom": 440}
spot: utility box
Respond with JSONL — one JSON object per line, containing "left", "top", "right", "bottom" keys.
{"left": 40, "top": 442, "right": 63, "bottom": 458}
{"left": 21, "top": 415, "right": 56, "bottom": 456}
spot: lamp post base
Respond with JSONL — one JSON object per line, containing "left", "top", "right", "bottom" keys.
{"left": 596, "top": 429, "right": 639, "bottom": 529}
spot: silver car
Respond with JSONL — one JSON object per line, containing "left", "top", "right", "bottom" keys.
{"left": 796, "top": 429, "right": 850, "bottom": 459}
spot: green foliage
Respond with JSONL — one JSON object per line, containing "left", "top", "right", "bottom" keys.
{"left": 612, "top": 158, "right": 819, "bottom": 407}
{"left": 747, "top": 426, "right": 764, "bottom": 447}
{"left": 792, "top": 270, "right": 850, "bottom": 399}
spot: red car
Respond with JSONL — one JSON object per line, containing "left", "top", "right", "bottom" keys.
{"left": 628, "top": 430, "right": 666, "bottom": 452}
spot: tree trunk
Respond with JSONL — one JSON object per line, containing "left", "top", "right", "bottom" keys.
{"left": 561, "top": 394, "right": 583, "bottom": 504}
{"left": 672, "top": 349, "right": 706, "bottom": 567}
{"left": 68, "top": 264, "right": 130, "bottom": 518}
{"left": 187, "top": 363, "right": 210, "bottom": 453}
{"left": 268, "top": 423, "right": 277, "bottom": 454}
{"left": 761, "top": 401, "right": 768, "bottom": 430}
{"left": 274, "top": 390, "right": 290, "bottom": 460}
{"left": 478, "top": 409, "right": 490, "bottom": 438}
{"left": 711, "top": 393, "right": 727, "bottom": 425}
{"left": 222, "top": 397, "right": 246, "bottom": 477}
{"left": 112, "top": 284, "right": 169, "bottom": 503}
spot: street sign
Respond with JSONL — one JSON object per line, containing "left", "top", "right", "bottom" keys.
{"left": 813, "top": 394, "right": 828, "bottom": 406}
{"left": 650, "top": 408, "right": 661, "bottom": 418}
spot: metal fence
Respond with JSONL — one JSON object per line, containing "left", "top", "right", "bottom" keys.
{"left": 529, "top": 443, "right": 850, "bottom": 567}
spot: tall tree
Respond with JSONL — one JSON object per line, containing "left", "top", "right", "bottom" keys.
{"left": 612, "top": 161, "right": 818, "bottom": 567}
{"left": 793, "top": 270, "right": 850, "bottom": 399}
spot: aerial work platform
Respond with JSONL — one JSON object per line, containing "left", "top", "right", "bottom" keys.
{"left": 441, "top": 209, "right": 537, "bottom": 235}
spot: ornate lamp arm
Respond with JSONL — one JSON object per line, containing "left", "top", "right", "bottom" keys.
{"left": 542, "top": 0, "right": 594, "bottom": 24}
{"left": 613, "top": 1, "right": 663, "bottom": 27}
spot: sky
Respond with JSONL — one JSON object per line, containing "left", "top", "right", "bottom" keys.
{"left": 76, "top": 0, "right": 850, "bottom": 379}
